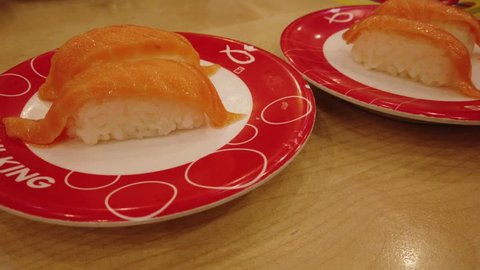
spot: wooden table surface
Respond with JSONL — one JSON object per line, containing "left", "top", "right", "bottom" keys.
{"left": 1, "top": 0, "right": 480, "bottom": 269}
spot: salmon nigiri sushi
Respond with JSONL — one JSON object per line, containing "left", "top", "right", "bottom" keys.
{"left": 342, "top": 15, "right": 480, "bottom": 98}
{"left": 373, "top": 0, "right": 480, "bottom": 54}
{"left": 38, "top": 24, "right": 215, "bottom": 101}
{"left": 3, "top": 26, "right": 242, "bottom": 145}
{"left": 3, "top": 59, "right": 242, "bottom": 145}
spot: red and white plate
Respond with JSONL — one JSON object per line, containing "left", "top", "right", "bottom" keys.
{"left": 0, "top": 33, "right": 315, "bottom": 227}
{"left": 281, "top": 5, "right": 480, "bottom": 124}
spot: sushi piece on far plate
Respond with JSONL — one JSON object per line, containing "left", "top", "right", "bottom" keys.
{"left": 342, "top": 15, "right": 480, "bottom": 98}
{"left": 373, "top": 0, "right": 480, "bottom": 53}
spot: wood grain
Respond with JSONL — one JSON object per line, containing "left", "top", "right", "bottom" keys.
{"left": 1, "top": 0, "right": 480, "bottom": 269}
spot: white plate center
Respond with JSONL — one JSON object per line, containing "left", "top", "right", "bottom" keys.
{"left": 23, "top": 64, "right": 253, "bottom": 175}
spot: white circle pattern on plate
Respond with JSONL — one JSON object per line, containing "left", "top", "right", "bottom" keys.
{"left": 261, "top": 96, "right": 313, "bottom": 125}
{"left": 185, "top": 148, "right": 268, "bottom": 190}
{"left": 64, "top": 171, "right": 121, "bottom": 191}
{"left": 0, "top": 73, "right": 31, "bottom": 97}
{"left": 105, "top": 181, "right": 178, "bottom": 221}
{"left": 30, "top": 56, "right": 48, "bottom": 79}
{"left": 227, "top": 124, "right": 258, "bottom": 145}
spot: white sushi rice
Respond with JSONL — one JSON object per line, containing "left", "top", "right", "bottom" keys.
{"left": 351, "top": 31, "right": 453, "bottom": 86}
{"left": 66, "top": 98, "right": 206, "bottom": 144}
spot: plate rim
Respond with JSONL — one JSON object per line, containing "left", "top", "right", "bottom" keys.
{"left": 0, "top": 135, "right": 312, "bottom": 227}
